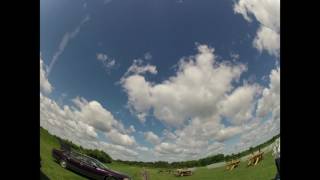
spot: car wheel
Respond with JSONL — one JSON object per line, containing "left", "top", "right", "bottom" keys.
{"left": 60, "top": 160, "right": 67, "bottom": 168}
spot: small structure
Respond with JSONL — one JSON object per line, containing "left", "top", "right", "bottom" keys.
{"left": 247, "top": 150, "right": 264, "bottom": 167}
{"left": 141, "top": 168, "right": 149, "bottom": 180}
{"left": 174, "top": 168, "right": 193, "bottom": 177}
{"left": 225, "top": 159, "right": 240, "bottom": 171}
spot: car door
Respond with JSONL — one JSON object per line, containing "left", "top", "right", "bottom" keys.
{"left": 80, "top": 159, "right": 106, "bottom": 180}
{"left": 66, "top": 155, "right": 84, "bottom": 173}
{"left": 66, "top": 153, "right": 92, "bottom": 178}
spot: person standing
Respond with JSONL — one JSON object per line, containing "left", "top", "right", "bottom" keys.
{"left": 272, "top": 138, "right": 280, "bottom": 180}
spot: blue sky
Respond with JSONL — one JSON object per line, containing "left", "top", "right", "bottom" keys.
{"left": 40, "top": 0, "right": 280, "bottom": 161}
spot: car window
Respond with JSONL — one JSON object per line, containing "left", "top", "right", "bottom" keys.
{"left": 68, "top": 151, "right": 107, "bottom": 169}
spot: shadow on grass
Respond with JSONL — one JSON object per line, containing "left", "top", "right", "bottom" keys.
{"left": 52, "top": 160, "right": 92, "bottom": 180}
{"left": 40, "top": 169, "right": 50, "bottom": 180}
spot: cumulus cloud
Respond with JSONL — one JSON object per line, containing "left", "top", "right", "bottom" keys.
{"left": 256, "top": 67, "right": 280, "bottom": 117}
{"left": 253, "top": 26, "right": 280, "bottom": 56}
{"left": 219, "top": 84, "right": 261, "bottom": 125}
{"left": 234, "top": 0, "right": 280, "bottom": 56}
{"left": 232, "top": 68, "right": 280, "bottom": 153}
{"left": 106, "top": 129, "right": 136, "bottom": 147}
{"left": 122, "top": 44, "right": 247, "bottom": 126}
{"left": 98, "top": 142, "right": 139, "bottom": 160}
{"left": 40, "top": 57, "right": 53, "bottom": 94}
{"left": 71, "top": 97, "right": 126, "bottom": 133}
{"left": 40, "top": 93, "right": 140, "bottom": 160}
{"left": 214, "top": 126, "right": 243, "bottom": 142}
{"left": 144, "top": 131, "right": 161, "bottom": 145}
{"left": 233, "top": 116, "right": 279, "bottom": 153}
{"left": 120, "top": 44, "right": 280, "bottom": 161}
{"left": 137, "top": 146, "right": 149, "bottom": 152}
{"left": 127, "top": 125, "right": 136, "bottom": 134}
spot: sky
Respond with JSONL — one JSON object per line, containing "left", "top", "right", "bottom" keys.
{"left": 40, "top": 0, "right": 280, "bottom": 162}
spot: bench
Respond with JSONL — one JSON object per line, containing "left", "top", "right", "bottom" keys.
{"left": 174, "top": 169, "right": 193, "bottom": 176}
{"left": 247, "top": 152, "right": 264, "bottom": 167}
{"left": 225, "top": 160, "right": 240, "bottom": 171}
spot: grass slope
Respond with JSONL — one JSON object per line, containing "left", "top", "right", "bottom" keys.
{"left": 40, "top": 128, "right": 86, "bottom": 180}
{"left": 41, "top": 128, "right": 277, "bottom": 180}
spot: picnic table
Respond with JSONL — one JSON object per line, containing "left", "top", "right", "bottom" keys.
{"left": 174, "top": 169, "right": 193, "bottom": 177}
{"left": 247, "top": 152, "right": 264, "bottom": 167}
{"left": 225, "top": 159, "right": 240, "bottom": 171}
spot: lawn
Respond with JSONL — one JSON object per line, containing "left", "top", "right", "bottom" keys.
{"left": 40, "top": 128, "right": 277, "bottom": 180}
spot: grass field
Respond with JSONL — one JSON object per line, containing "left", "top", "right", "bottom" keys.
{"left": 40, "top": 128, "right": 277, "bottom": 180}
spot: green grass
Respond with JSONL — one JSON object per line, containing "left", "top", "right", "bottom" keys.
{"left": 107, "top": 154, "right": 276, "bottom": 180}
{"left": 40, "top": 128, "right": 86, "bottom": 180}
{"left": 41, "top": 128, "right": 277, "bottom": 180}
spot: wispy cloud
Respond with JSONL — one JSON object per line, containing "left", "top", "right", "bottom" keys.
{"left": 47, "top": 15, "right": 90, "bottom": 76}
{"left": 104, "top": 0, "right": 113, "bottom": 5}
{"left": 144, "top": 52, "right": 152, "bottom": 60}
{"left": 96, "top": 53, "right": 118, "bottom": 73}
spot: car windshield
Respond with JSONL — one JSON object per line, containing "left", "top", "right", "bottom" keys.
{"left": 90, "top": 158, "right": 108, "bottom": 169}
{"left": 69, "top": 151, "right": 108, "bottom": 169}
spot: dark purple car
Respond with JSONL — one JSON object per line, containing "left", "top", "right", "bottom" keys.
{"left": 52, "top": 148, "right": 131, "bottom": 180}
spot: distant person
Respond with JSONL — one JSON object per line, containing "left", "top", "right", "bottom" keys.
{"left": 272, "top": 139, "right": 280, "bottom": 180}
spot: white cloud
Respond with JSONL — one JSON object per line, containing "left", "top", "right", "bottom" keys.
{"left": 214, "top": 126, "right": 243, "bottom": 142}
{"left": 144, "top": 131, "right": 161, "bottom": 145}
{"left": 96, "top": 53, "right": 117, "bottom": 72}
{"left": 47, "top": 15, "right": 90, "bottom": 75}
{"left": 40, "top": 57, "right": 53, "bottom": 94}
{"left": 71, "top": 97, "right": 125, "bottom": 133}
{"left": 233, "top": 116, "right": 279, "bottom": 153}
{"left": 40, "top": 93, "right": 140, "bottom": 160}
{"left": 256, "top": 67, "right": 280, "bottom": 117}
{"left": 137, "top": 146, "right": 149, "bottom": 152}
{"left": 219, "top": 84, "right": 261, "bottom": 125}
{"left": 232, "top": 68, "right": 280, "bottom": 153}
{"left": 127, "top": 125, "right": 136, "bottom": 134}
{"left": 162, "top": 129, "right": 177, "bottom": 141}
{"left": 155, "top": 142, "right": 182, "bottom": 155}
{"left": 40, "top": 94, "right": 98, "bottom": 145}
{"left": 99, "top": 142, "right": 139, "bottom": 160}
{"left": 122, "top": 44, "right": 247, "bottom": 127}
{"left": 123, "top": 59, "right": 157, "bottom": 78}
{"left": 253, "top": 26, "right": 280, "bottom": 56}
{"left": 230, "top": 52, "right": 240, "bottom": 61}
{"left": 120, "top": 44, "right": 280, "bottom": 161}
{"left": 106, "top": 129, "right": 136, "bottom": 147}
{"left": 234, "top": 0, "right": 280, "bottom": 56}
{"left": 144, "top": 52, "right": 152, "bottom": 60}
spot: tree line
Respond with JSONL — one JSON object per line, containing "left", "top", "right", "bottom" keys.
{"left": 51, "top": 133, "right": 112, "bottom": 163}
{"left": 115, "top": 134, "right": 279, "bottom": 168}
{"left": 42, "top": 127, "right": 279, "bottom": 168}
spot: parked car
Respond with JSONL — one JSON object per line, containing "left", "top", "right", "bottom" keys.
{"left": 52, "top": 148, "right": 131, "bottom": 180}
